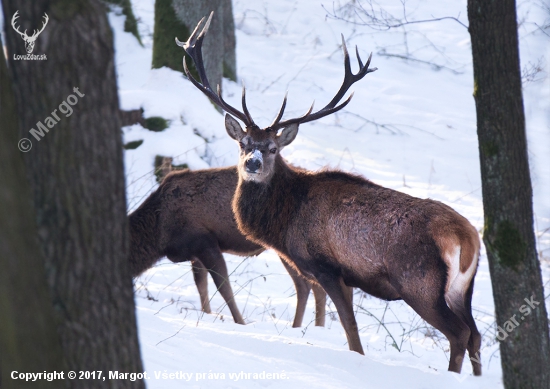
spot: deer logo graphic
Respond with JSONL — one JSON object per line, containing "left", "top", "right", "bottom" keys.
{"left": 11, "top": 11, "right": 49, "bottom": 54}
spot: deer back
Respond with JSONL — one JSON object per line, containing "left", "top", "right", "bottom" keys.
{"left": 129, "top": 166, "right": 263, "bottom": 277}
{"left": 234, "top": 161, "right": 478, "bottom": 291}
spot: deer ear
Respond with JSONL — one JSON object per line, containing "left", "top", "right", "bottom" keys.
{"left": 277, "top": 123, "right": 299, "bottom": 147}
{"left": 225, "top": 114, "right": 245, "bottom": 141}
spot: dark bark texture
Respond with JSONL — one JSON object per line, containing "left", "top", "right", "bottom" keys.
{"left": 152, "top": 0, "right": 237, "bottom": 85}
{"left": 467, "top": 0, "right": 550, "bottom": 387}
{"left": 2, "top": 1, "right": 145, "bottom": 387}
{"left": 0, "top": 34, "right": 68, "bottom": 389}
{"left": 220, "top": 0, "right": 236, "bottom": 81}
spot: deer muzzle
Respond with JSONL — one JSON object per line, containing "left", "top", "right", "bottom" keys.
{"left": 245, "top": 149, "right": 263, "bottom": 174}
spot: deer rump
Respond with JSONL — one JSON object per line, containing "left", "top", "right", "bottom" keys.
{"left": 128, "top": 166, "right": 326, "bottom": 327}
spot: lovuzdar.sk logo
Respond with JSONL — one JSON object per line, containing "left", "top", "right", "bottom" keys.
{"left": 11, "top": 10, "right": 48, "bottom": 60}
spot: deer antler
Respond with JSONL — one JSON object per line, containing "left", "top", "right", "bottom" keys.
{"left": 175, "top": 12, "right": 257, "bottom": 128}
{"left": 11, "top": 11, "right": 28, "bottom": 39}
{"left": 268, "top": 35, "right": 377, "bottom": 131}
{"left": 178, "top": 14, "right": 376, "bottom": 132}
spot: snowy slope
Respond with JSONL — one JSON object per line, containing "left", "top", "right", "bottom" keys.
{"left": 109, "top": 0, "right": 550, "bottom": 387}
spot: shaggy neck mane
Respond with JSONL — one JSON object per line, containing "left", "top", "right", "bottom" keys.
{"left": 233, "top": 155, "right": 305, "bottom": 250}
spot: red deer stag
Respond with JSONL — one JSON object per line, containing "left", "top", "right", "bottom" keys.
{"left": 177, "top": 13, "right": 482, "bottom": 375}
{"left": 128, "top": 166, "right": 326, "bottom": 327}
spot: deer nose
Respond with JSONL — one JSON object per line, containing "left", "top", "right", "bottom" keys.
{"left": 245, "top": 158, "right": 262, "bottom": 173}
{"left": 245, "top": 149, "right": 263, "bottom": 173}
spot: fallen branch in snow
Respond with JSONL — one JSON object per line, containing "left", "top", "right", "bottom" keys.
{"left": 155, "top": 310, "right": 189, "bottom": 346}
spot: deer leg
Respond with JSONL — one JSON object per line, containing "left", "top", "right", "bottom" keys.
{"left": 403, "top": 293, "right": 470, "bottom": 374}
{"left": 280, "top": 258, "right": 311, "bottom": 327}
{"left": 465, "top": 308, "right": 482, "bottom": 375}
{"left": 312, "top": 283, "right": 327, "bottom": 327}
{"left": 197, "top": 247, "right": 245, "bottom": 325}
{"left": 191, "top": 258, "right": 211, "bottom": 314}
{"left": 317, "top": 274, "right": 364, "bottom": 354}
{"left": 449, "top": 280, "right": 482, "bottom": 376}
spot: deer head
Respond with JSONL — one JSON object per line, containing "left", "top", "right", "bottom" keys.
{"left": 176, "top": 12, "right": 377, "bottom": 183}
{"left": 11, "top": 11, "right": 49, "bottom": 54}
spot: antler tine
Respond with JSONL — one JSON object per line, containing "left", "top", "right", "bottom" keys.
{"left": 342, "top": 34, "right": 352, "bottom": 78}
{"left": 241, "top": 84, "right": 255, "bottom": 126}
{"left": 197, "top": 11, "right": 213, "bottom": 42}
{"left": 322, "top": 34, "right": 374, "bottom": 109}
{"left": 176, "top": 12, "right": 256, "bottom": 127}
{"left": 175, "top": 14, "right": 204, "bottom": 48}
{"left": 215, "top": 84, "right": 253, "bottom": 125}
{"left": 268, "top": 92, "right": 288, "bottom": 128}
{"left": 356, "top": 46, "right": 364, "bottom": 69}
{"left": 271, "top": 100, "right": 315, "bottom": 130}
{"left": 299, "top": 93, "right": 353, "bottom": 125}
{"left": 270, "top": 35, "right": 376, "bottom": 131}
{"left": 179, "top": 13, "right": 212, "bottom": 90}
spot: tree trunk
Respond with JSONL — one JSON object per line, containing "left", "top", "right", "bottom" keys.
{"left": 2, "top": 1, "right": 145, "bottom": 387}
{"left": 467, "top": 1, "right": 550, "bottom": 387}
{"left": 0, "top": 34, "right": 68, "bottom": 389}
{"left": 221, "top": 0, "right": 236, "bottom": 81}
{"left": 152, "top": 0, "right": 237, "bottom": 86}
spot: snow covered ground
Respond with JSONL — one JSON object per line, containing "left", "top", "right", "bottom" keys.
{"left": 110, "top": 0, "right": 550, "bottom": 387}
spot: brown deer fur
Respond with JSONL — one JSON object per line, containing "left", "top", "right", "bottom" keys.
{"left": 128, "top": 166, "right": 326, "bottom": 327}
{"left": 226, "top": 120, "right": 482, "bottom": 375}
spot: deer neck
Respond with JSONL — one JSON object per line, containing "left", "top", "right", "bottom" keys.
{"left": 233, "top": 156, "right": 302, "bottom": 249}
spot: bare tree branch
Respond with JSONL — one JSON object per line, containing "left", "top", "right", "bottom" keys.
{"left": 323, "top": 0, "right": 468, "bottom": 30}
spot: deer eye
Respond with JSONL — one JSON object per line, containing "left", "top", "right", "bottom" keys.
{"left": 270, "top": 148, "right": 277, "bottom": 154}
{"left": 239, "top": 142, "right": 245, "bottom": 150}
